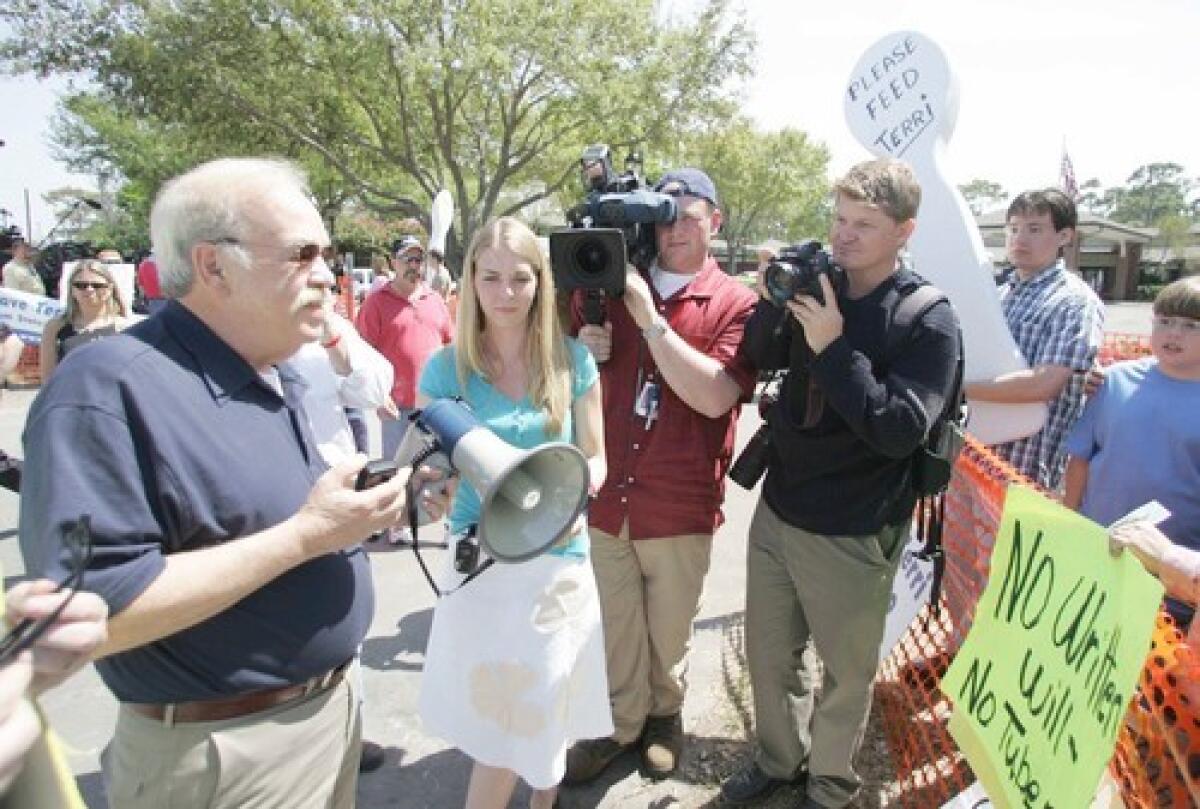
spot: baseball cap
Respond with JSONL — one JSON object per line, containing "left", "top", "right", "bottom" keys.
{"left": 392, "top": 235, "right": 424, "bottom": 257}
{"left": 654, "top": 168, "right": 719, "bottom": 208}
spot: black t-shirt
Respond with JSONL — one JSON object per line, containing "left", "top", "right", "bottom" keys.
{"left": 743, "top": 269, "right": 960, "bottom": 536}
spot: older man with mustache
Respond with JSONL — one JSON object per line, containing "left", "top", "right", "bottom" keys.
{"left": 19, "top": 157, "right": 445, "bottom": 809}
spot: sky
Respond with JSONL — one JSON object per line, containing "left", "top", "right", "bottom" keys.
{"left": 2, "top": 0, "right": 1199, "bottom": 240}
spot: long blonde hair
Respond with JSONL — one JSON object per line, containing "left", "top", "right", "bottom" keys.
{"left": 456, "top": 217, "right": 572, "bottom": 435}
{"left": 63, "top": 259, "right": 127, "bottom": 324}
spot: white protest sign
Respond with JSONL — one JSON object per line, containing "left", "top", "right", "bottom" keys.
{"left": 843, "top": 32, "right": 1046, "bottom": 445}
{"left": 0, "top": 288, "right": 64, "bottom": 345}
{"left": 940, "top": 773, "right": 1125, "bottom": 809}
{"left": 880, "top": 528, "right": 934, "bottom": 665}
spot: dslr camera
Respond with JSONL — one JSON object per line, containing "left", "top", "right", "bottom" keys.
{"left": 549, "top": 145, "right": 677, "bottom": 322}
{"left": 728, "top": 370, "right": 784, "bottom": 490}
{"left": 763, "top": 240, "right": 846, "bottom": 308}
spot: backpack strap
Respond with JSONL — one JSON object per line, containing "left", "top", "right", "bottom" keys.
{"left": 886, "top": 283, "right": 949, "bottom": 358}
{"left": 885, "top": 282, "right": 964, "bottom": 621}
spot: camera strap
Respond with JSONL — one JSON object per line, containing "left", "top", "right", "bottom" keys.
{"left": 404, "top": 469, "right": 494, "bottom": 598}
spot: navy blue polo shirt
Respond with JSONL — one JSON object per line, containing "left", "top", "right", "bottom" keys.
{"left": 19, "top": 301, "right": 375, "bottom": 703}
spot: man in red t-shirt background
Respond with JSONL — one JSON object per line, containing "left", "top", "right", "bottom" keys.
{"left": 355, "top": 235, "right": 452, "bottom": 531}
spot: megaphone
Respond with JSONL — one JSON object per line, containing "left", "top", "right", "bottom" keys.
{"left": 394, "top": 398, "right": 590, "bottom": 563}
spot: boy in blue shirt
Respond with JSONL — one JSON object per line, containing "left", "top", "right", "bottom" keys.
{"left": 1064, "top": 276, "right": 1200, "bottom": 624}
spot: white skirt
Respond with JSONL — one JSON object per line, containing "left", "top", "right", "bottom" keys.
{"left": 418, "top": 548, "right": 613, "bottom": 789}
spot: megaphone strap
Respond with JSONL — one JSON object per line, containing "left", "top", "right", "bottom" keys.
{"left": 406, "top": 478, "right": 493, "bottom": 598}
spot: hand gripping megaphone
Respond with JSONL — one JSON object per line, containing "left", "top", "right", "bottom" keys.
{"left": 394, "top": 398, "right": 590, "bottom": 563}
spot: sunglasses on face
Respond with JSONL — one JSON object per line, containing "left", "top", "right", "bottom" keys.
{"left": 72, "top": 282, "right": 110, "bottom": 291}
{"left": 213, "top": 237, "right": 324, "bottom": 266}
{"left": 0, "top": 517, "right": 94, "bottom": 667}
{"left": 402, "top": 255, "right": 424, "bottom": 265}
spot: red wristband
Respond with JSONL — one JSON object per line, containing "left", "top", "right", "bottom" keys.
{"left": 322, "top": 333, "right": 342, "bottom": 349}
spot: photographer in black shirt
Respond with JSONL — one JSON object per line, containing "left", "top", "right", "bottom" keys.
{"left": 722, "top": 159, "right": 959, "bottom": 808}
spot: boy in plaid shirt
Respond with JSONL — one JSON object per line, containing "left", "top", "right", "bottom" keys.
{"left": 965, "top": 189, "right": 1104, "bottom": 490}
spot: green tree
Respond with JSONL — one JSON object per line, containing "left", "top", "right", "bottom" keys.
{"left": 674, "top": 118, "right": 829, "bottom": 271}
{"left": 1147, "top": 213, "right": 1192, "bottom": 279}
{"left": 1109, "top": 162, "right": 1195, "bottom": 225}
{"left": 3, "top": 0, "right": 754, "bottom": 257}
{"left": 958, "top": 178, "right": 1007, "bottom": 216}
{"left": 1076, "top": 178, "right": 1111, "bottom": 218}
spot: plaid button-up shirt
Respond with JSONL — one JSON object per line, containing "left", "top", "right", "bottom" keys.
{"left": 993, "top": 261, "right": 1105, "bottom": 490}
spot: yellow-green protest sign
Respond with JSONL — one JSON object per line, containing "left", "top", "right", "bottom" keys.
{"left": 941, "top": 485, "right": 1163, "bottom": 809}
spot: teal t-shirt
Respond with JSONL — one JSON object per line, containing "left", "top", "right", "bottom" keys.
{"left": 418, "top": 339, "right": 599, "bottom": 557}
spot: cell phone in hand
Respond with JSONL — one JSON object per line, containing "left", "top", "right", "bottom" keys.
{"left": 355, "top": 459, "right": 399, "bottom": 491}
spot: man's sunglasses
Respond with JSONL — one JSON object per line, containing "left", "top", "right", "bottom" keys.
{"left": 213, "top": 237, "right": 324, "bottom": 265}
{"left": 72, "top": 282, "right": 111, "bottom": 291}
{"left": 0, "top": 517, "right": 94, "bottom": 667}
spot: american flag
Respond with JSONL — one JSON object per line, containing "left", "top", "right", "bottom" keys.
{"left": 1060, "top": 150, "right": 1079, "bottom": 200}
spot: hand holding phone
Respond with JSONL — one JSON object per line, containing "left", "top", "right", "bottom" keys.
{"left": 355, "top": 459, "right": 399, "bottom": 491}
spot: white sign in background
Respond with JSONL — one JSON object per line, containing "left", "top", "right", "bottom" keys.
{"left": 0, "top": 288, "right": 64, "bottom": 345}
{"left": 843, "top": 31, "right": 1046, "bottom": 446}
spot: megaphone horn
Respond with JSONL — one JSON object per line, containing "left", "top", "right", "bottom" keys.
{"left": 400, "top": 399, "right": 590, "bottom": 564}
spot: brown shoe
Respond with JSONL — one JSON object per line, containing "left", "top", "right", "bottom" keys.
{"left": 640, "top": 713, "right": 683, "bottom": 778}
{"left": 563, "top": 737, "right": 630, "bottom": 784}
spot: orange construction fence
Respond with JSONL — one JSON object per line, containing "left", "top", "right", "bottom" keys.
{"left": 876, "top": 331, "right": 1196, "bottom": 808}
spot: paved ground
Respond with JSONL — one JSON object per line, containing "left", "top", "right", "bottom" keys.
{"left": 0, "top": 300, "right": 1153, "bottom": 808}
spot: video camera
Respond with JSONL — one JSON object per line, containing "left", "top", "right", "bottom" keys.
{"left": 549, "top": 145, "right": 677, "bottom": 323}
{"left": 763, "top": 240, "right": 846, "bottom": 308}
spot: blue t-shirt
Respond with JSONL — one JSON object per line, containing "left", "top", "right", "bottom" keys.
{"left": 1065, "top": 357, "right": 1200, "bottom": 552}
{"left": 418, "top": 339, "right": 598, "bottom": 556}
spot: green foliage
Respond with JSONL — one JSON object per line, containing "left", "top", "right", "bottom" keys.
{"left": 1135, "top": 283, "right": 1167, "bottom": 302}
{"left": 1076, "top": 163, "right": 1197, "bottom": 226}
{"left": 3, "top": 0, "right": 755, "bottom": 258}
{"left": 673, "top": 118, "right": 830, "bottom": 271}
{"left": 958, "top": 178, "right": 1007, "bottom": 216}
{"left": 1109, "top": 163, "right": 1195, "bottom": 225}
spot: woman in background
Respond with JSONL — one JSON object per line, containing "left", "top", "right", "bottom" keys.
{"left": 39, "top": 259, "right": 132, "bottom": 379}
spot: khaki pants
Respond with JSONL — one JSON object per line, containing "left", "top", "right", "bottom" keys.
{"left": 745, "top": 499, "right": 907, "bottom": 808}
{"left": 590, "top": 523, "right": 712, "bottom": 744}
{"left": 103, "top": 666, "right": 362, "bottom": 809}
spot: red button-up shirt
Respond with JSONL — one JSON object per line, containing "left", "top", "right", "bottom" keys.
{"left": 573, "top": 259, "right": 757, "bottom": 539}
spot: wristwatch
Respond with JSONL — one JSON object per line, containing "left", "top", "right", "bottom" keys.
{"left": 642, "top": 314, "right": 669, "bottom": 342}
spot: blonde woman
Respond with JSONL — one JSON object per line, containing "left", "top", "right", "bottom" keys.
{"left": 417, "top": 217, "right": 610, "bottom": 809}
{"left": 40, "top": 260, "right": 132, "bottom": 378}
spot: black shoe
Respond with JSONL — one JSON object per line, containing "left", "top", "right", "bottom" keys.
{"left": 359, "top": 740, "right": 386, "bottom": 773}
{"left": 563, "top": 737, "right": 631, "bottom": 785}
{"left": 721, "top": 763, "right": 805, "bottom": 805}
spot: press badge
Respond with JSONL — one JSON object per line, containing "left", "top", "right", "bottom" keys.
{"left": 635, "top": 379, "right": 661, "bottom": 429}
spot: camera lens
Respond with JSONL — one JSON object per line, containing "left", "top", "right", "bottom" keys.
{"left": 764, "top": 262, "right": 799, "bottom": 307}
{"left": 572, "top": 237, "right": 612, "bottom": 278}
